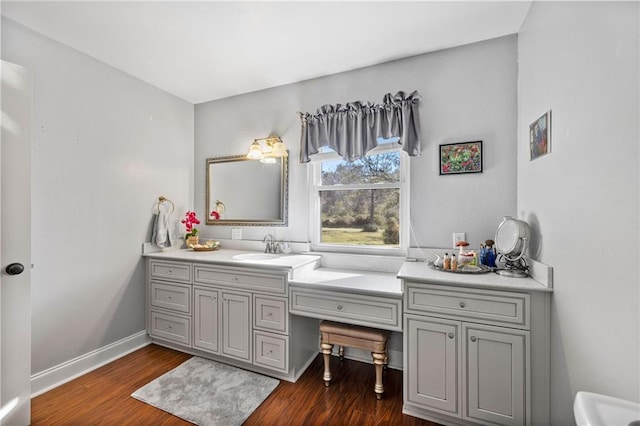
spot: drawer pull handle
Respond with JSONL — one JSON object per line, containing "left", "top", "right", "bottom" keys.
{"left": 337, "top": 304, "right": 343, "bottom": 311}
{"left": 167, "top": 270, "right": 173, "bottom": 274}
{"left": 459, "top": 301, "right": 466, "bottom": 308}
{"left": 470, "top": 336, "right": 477, "bottom": 342}
{"left": 448, "top": 333, "right": 454, "bottom": 339}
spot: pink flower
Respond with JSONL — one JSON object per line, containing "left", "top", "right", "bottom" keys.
{"left": 182, "top": 211, "right": 201, "bottom": 237}
{"left": 211, "top": 211, "right": 220, "bottom": 220}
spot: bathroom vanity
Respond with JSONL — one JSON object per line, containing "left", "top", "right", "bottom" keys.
{"left": 398, "top": 262, "right": 552, "bottom": 426}
{"left": 144, "top": 249, "right": 322, "bottom": 382}
{"left": 144, "top": 248, "right": 552, "bottom": 426}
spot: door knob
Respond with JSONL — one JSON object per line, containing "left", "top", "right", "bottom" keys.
{"left": 5, "top": 263, "right": 24, "bottom": 275}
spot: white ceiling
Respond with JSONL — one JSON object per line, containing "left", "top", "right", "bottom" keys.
{"left": 2, "top": 1, "right": 532, "bottom": 104}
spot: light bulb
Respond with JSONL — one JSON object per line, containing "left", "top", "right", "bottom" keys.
{"left": 247, "top": 141, "right": 264, "bottom": 159}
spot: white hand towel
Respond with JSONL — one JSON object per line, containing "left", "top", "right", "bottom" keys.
{"left": 155, "top": 211, "right": 172, "bottom": 248}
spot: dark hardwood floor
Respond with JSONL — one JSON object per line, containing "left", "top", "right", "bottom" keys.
{"left": 32, "top": 344, "right": 439, "bottom": 425}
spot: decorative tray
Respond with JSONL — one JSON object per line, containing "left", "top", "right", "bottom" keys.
{"left": 189, "top": 241, "right": 221, "bottom": 252}
{"left": 191, "top": 246, "right": 218, "bottom": 252}
{"left": 429, "top": 264, "right": 494, "bottom": 274}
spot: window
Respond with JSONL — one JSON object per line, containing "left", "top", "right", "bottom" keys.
{"left": 308, "top": 140, "right": 409, "bottom": 255}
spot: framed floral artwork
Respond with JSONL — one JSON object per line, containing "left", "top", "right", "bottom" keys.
{"left": 439, "top": 141, "right": 483, "bottom": 175}
{"left": 530, "top": 110, "right": 551, "bottom": 160}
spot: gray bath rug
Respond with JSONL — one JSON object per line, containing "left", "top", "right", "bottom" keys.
{"left": 131, "top": 356, "right": 279, "bottom": 425}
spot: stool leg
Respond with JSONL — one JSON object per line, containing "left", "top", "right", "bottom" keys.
{"left": 372, "top": 351, "right": 386, "bottom": 399}
{"left": 339, "top": 345, "right": 345, "bottom": 360}
{"left": 321, "top": 342, "right": 333, "bottom": 387}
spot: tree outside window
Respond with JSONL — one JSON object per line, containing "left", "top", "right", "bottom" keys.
{"left": 318, "top": 151, "right": 401, "bottom": 247}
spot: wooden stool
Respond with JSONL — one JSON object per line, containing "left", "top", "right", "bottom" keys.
{"left": 319, "top": 320, "right": 390, "bottom": 399}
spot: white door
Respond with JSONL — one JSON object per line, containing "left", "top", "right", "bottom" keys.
{"left": 1, "top": 60, "right": 32, "bottom": 425}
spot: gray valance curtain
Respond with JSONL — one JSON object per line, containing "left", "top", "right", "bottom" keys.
{"left": 298, "top": 90, "right": 422, "bottom": 163}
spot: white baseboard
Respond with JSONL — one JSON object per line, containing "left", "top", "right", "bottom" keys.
{"left": 31, "top": 331, "right": 151, "bottom": 397}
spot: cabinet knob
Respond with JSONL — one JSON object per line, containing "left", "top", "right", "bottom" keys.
{"left": 5, "top": 263, "right": 24, "bottom": 275}
{"left": 459, "top": 301, "right": 466, "bottom": 308}
{"left": 167, "top": 296, "right": 172, "bottom": 300}
{"left": 470, "top": 336, "right": 477, "bottom": 342}
{"left": 448, "top": 333, "right": 455, "bottom": 339}
{"left": 337, "top": 304, "right": 343, "bottom": 311}
{"left": 167, "top": 270, "right": 173, "bottom": 274}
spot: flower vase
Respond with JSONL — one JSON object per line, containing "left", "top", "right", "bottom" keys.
{"left": 186, "top": 236, "right": 199, "bottom": 248}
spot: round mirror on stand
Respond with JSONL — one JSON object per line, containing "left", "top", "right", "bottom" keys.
{"left": 494, "top": 216, "right": 530, "bottom": 278}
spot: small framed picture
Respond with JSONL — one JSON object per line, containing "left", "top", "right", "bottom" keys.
{"left": 439, "top": 141, "right": 483, "bottom": 175}
{"left": 530, "top": 110, "right": 551, "bottom": 160}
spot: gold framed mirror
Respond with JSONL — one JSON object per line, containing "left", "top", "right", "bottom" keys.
{"left": 206, "top": 154, "right": 288, "bottom": 226}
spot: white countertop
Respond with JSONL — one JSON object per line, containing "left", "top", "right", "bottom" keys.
{"left": 289, "top": 267, "right": 402, "bottom": 298}
{"left": 144, "top": 249, "right": 551, "bottom": 294}
{"left": 398, "top": 261, "right": 553, "bottom": 292}
{"left": 144, "top": 249, "right": 321, "bottom": 273}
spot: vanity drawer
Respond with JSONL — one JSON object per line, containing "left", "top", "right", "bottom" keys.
{"left": 194, "top": 264, "right": 286, "bottom": 294}
{"left": 405, "top": 283, "right": 529, "bottom": 328}
{"left": 254, "top": 331, "right": 288, "bottom": 373}
{"left": 289, "top": 287, "right": 401, "bottom": 331}
{"left": 149, "top": 260, "right": 192, "bottom": 283}
{"left": 254, "top": 295, "right": 288, "bottom": 334}
{"left": 150, "top": 281, "right": 191, "bottom": 313}
{"left": 149, "top": 310, "right": 191, "bottom": 345}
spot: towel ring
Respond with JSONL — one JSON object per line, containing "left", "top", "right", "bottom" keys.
{"left": 155, "top": 196, "right": 175, "bottom": 213}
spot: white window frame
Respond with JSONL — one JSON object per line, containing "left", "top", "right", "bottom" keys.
{"left": 307, "top": 144, "right": 410, "bottom": 256}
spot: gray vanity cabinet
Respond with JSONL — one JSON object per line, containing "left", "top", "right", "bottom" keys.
{"left": 403, "top": 281, "right": 548, "bottom": 426}
{"left": 405, "top": 315, "right": 460, "bottom": 415}
{"left": 463, "top": 323, "right": 527, "bottom": 426}
{"left": 193, "top": 286, "right": 220, "bottom": 353}
{"left": 146, "top": 257, "right": 319, "bottom": 383}
{"left": 193, "top": 287, "right": 254, "bottom": 362}
{"left": 406, "top": 314, "right": 528, "bottom": 425}
{"left": 221, "top": 290, "right": 251, "bottom": 361}
{"left": 148, "top": 261, "right": 193, "bottom": 346}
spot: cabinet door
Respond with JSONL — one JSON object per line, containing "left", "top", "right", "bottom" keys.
{"left": 193, "top": 287, "right": 219, "bottom": 354}
{"left": 221, "top": 291, "right": 251, "bottom": 361}
{"left": 463, "top": 324, "right": 529, "bottom": 426}
{"left": 405, "top": 315, "right": 460, "bottom": 416}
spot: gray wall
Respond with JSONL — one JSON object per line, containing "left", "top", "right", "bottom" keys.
{"left": 2, "top": 18, "right": 195, "bottom": 374}
{"left": 195, "top": 35, "right": 518, "bottom": 250}
{"left": 518, "top": 3, "right": 639, "bottom": 424}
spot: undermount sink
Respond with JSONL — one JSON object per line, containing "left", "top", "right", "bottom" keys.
{"left": 574, "top": 391, "right": 640, "bottom": 426}
{"left": 232, "top": 253, "right": 280, "bottom": 261}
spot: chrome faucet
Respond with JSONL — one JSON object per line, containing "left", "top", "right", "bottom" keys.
{"left": 263, "top": 234, "right": 276, "bottom": 253}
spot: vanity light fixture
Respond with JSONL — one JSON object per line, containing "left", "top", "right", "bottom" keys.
{"left": 247, "top": 136, "right": 288, "bottom": 163}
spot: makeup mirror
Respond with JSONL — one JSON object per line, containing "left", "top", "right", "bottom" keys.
{"left": 495, "top": 216, "right": 530, "bottom": 277}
